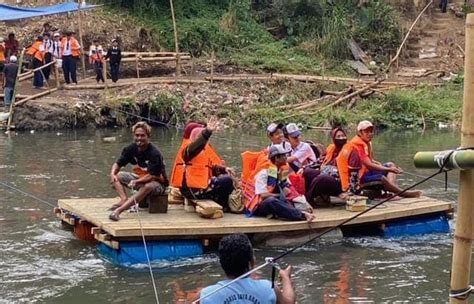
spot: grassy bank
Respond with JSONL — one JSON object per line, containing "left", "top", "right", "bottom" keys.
{"left": 99, "top": 0, "right": 401, "bottom": 75}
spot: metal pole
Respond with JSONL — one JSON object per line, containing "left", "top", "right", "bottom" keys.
{"left": 449, "top": 13, "right": 474, "bottom": 304}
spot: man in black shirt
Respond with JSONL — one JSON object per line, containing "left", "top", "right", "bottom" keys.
{"left": 109, "top": 122, "right": 168, "bottom": 221}
{"left": 105, "top": 39, "right": 122, "bottom": 83}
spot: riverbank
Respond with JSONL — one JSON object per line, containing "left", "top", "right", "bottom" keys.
{"left": 2, "top": 76, "right": 462, "bottom": 131}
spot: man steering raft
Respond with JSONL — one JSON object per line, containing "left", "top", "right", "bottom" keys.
{"left": 108, "top": 122, "right": 169, "bottom": 221}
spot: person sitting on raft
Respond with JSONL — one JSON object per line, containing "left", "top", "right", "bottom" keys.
{"left": 321, "top": 127, "right": 361, "bottom": 195}
{"left": 246, "top": 144, "right": 315, "bottom": 222}
{"left": 350, "top": 120, "right": 421, "bottom": 198}
{"left": 170, "top": 117, "right": 235, "bottom": 211}
{"left": 108, "top": 122, "right": 169, "bottom": 221}
{"left": 284, "top": 123, "right": 317, "bottom": 173}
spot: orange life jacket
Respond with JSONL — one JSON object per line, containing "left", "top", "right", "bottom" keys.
{"left": 27, "top": 41, "right": 44, "bottom": 62}
{"left": 61, "top": 37, "right": 81, "bottom": 57}
{"left": 170, "top": 140, "right": 223, "bottom": 189}
{"left": 89, "top": 52, "right": 104, "bottom": 64}
{"left": 350, "top": 135, "right": 373, "bottom": 177}
{"left": 0, "top": 44, "right": 5, "bottom": 62}
{"left": 324, "top": 143, "right": 359, "bottom": 191}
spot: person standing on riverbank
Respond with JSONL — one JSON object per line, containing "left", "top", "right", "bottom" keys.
{"left": 108, "top": 122, "right": 169, "bottom": 221}
{"left": 105, "top": 39, "right": 122, "bottom": 83}
{"left": 199, "top": 233, "right": 296, "bottom": 304}
{"left": 27, "top": 36, "right": 45, "bottom": 89}
{"left": 3, "top": 55, "right": 18, "bottom": 107}
{"left": 4, "top": 33, "right": 19, "bottom": 59}
{"left": 61, "top": 31, "right": 81, "bottom": 85}
{"left": 350, "top": 120, "right": 422, "bottom": 198}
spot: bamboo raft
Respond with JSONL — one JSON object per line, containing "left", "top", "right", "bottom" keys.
{"left": 56, "top": 196, "right": 453, "bottom": 247}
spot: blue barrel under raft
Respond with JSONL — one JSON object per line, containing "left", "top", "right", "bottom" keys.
{"left": 98, "top": 240, "right": 203, "bottom": 266}
{"left": 383, "top": 213, "right": 450, "bottom": 238}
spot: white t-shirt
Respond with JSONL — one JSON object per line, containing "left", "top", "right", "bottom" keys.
{"left": 290, "top": 142, "right": 316, "bottom": 169}
{"left": 254, "top": 169, "right": 269, "bottom": 195}
{"left": 201, "top": 278, "right": 276, "bottom": 304}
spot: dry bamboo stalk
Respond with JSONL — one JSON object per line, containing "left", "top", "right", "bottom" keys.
{"left": 63, "top": 78, "right": 207, "bottom": 89}
{"left": 385, "top": 0, "right": 434, "bottom": 73}
{"left": 19, "top": 59, "right": 57, "bottom": 77}
{"left": 15, "top": 88, "right": 58, "bottom": 106}
{"left": 449, "top": 13, "right": 474, "bottom": 304}
{"left": 282, "top": 80, "right": 383, "bottom": 120}
{"left": 7, "top": 49, "right": 25, "bottom": 131}
{"left": 121, "top": 51, "right": 188, "bottom": 57}
{"left": 77, "top": 2, "right": 87, "bottom": 80}
{"left": 170, "top": 0, "right": 180, "bottom": 76}
{"left": 135, "top": 54, "right": 140, "bottom": 79}
{"left": 120, "top": 56, "right": 191, "bottom": 63}
{"left": 55, "top": 61, "right": 60, "bottom": 88}
{"left": 210, "top": 51, "right": 215, "bottom": 84}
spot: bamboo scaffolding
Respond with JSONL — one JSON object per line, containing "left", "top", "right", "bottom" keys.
{"left": 449, "top": 13, "right": 474, "bottom": 304}
{"left": 19, "top": 59, "right": 57, "bottom": 78}
{"left": 77, "top": 1, "right": 86, "bottom": 80}
{"left": 169, "top": 0, "right": 180, "bottom": 77}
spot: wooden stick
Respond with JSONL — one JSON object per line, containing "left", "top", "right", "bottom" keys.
{"left": 120, "top": 56, "right": 190, "bottom": 62}
{"left": 77, "top": 1, "right": 87, "bottom": 80}
{"left": 55, "top": 61, "right": 60, "bottom": 88}
{"left": 282, "top": 80, "right": 383, "bottom": 120}
{"left": 63, "top": 78, "right": 207, "bottom": 89}
{"left": 135, "top": 54, "right": 140, "bottom": 79}
{"left": 19, "top": 59, "right": 57, "bottom": 77}
{"left": 449, "top": 13, "right": 474, "bottom": 304}
{"left": 6, "top": 49, "right": 25, "bottom": 131}
{"left": 385, "top": 0, "right": 433, "bottom": 73}
{"left": 170, "top": 0, "right": 180, "bottom": 76}
{"left": 210, "top": 51, "right": 215, "bottom": 84}
{"left": 15, "top": 88, "right": 58, "bottom": 106}
{"left": 121, "top": 51, "right": 189, "bottom": 57}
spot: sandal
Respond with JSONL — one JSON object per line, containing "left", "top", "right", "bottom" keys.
{"left": 107, "top": 203, "right": 121, "bottom": 211}
{"left": 109, "top": 212, "right": 120, "bottom": 221}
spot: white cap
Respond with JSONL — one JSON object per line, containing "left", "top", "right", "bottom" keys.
{"left": 357, "top": 120, "right": 374, "bottom": 131}
{"left": 286, "top": 123, "right": 302, "bottom": 138}
{"left": 9, "top": 55, "right": 17, "bottom": 63}
{"left": 267, "top": 122, "right": 284, "bottom": 134}
{"left": 53, "top": 32, "right": 60, "bottom": 37}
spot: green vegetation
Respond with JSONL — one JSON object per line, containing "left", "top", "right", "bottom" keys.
{"left": 100, "top": 0, "right": 401, "bottom": 74}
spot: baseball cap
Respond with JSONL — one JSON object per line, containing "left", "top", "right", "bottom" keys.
{"left": 286, "top": 123, "right": 302, "bottom": 138}
{"left": 268, "top": 144, "right": 290, "bottom": 159}
{"left": 9, "top": 55, "right": 17, "bottom": 63}
{"left": 267, "top": 122, "right": 284, "bottom": 135}
{"left": 357, "top": 120, "right": 374, "bottom": 131}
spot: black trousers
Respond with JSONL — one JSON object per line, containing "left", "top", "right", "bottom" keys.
{"left": 62, "top": 55, "right": 77, "bottom": 84}
{"left": 110, "top": 63, "right": 120, "bottom": 82}
{"left": 43, "top": 53, "right": 52, "bottom": 80}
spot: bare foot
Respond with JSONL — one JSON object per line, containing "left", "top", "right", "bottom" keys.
{"left": 302, "top": 211, "right": 315, "bottom": 222}
{"left": 402, "top": 190, "right": 422, "bottom": 198}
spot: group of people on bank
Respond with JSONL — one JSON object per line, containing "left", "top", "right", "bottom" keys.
{"left": 107, "top": 119, "right": 421, "bottom": 222}
{"left": 1, "top": 27, "right": 123, "bottom": 107}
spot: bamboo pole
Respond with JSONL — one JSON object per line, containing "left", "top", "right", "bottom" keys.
{"left": 55, "top": 61, "right": 60, "bottom": 88}
{"left": 210, "top": 51, "right": 215, "bottom": 84}
{"left": 77, "top": 1, "right": 86, "bottom": 80}
{"left": 6, "top": 49, "right": 25, "bottom": 131}
{"left": 121, "top": 51, "right": 189, "bottom": 57}
{"left": 19, "top": 59, "right": 57, "bottom": 77}
{"left": 449, "top": 13, "right": 474, "bottom": 304}
{"left": 169, "top": 0, "right": 180, "bottom": 77}
{"left": 15, "top": 88, "right": 58, "bottom": 106}
{"left": 63, "top": 78, "right": 207, "bottom": 89}
{"left": 135, "top": 54, "right": 140, "bottom": 79}
{"left": 385, "top": 0, "right": 433, "bottom": 74}
{"left": 120, "top": 56, "right": 190, "bottom": 62}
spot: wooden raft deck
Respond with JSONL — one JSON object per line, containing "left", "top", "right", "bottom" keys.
{"left": 57, "top": 197, "right": 454, "bottom": 239}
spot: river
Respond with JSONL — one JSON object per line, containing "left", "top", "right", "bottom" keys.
{"left": 0, "top": 127, "right": 463, "bottom": 303}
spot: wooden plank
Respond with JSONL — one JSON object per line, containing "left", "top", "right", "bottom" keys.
{"left": 95, "top": 233, "right": 119, "bottom": 249}
{"left": 345, "top": 60, "right": 374, "bottom": 75}
{"left": 57, "top": 197, "right": 454, "bottom": 239}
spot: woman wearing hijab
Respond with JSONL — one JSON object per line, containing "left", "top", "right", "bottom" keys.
{"left": 321, "top": 127, "right": 361, "bottom": 195}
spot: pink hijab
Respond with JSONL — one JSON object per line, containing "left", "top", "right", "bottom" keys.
{"left": 190, "top": 127, "right": 205, "bottom": 142}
